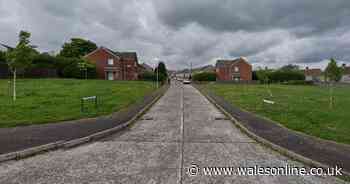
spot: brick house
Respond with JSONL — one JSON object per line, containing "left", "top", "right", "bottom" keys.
{"left": 304, "top": 67, "right": 322, "bottom": 82}
{"left": 84, "top": 47, "right": 139, "bottom": 80}
{"left": 216, "top": 57, "right": 252, "bottom": 81}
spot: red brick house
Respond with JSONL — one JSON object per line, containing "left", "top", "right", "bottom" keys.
{"left": 216, "top": 57, "right": 252, "bottom": 81}
{"left": 84, "top": 47, "right": 139, "bottom": 80}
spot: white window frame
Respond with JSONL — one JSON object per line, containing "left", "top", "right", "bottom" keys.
{"left": 108, "top": 58, "right": 114, "bottom": 65}
{"left": 234, "top": 66, "right": 239, "bottom": 72}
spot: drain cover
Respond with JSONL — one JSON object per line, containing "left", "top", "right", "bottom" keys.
{"left": 214, "top": 117, "right": 229, "bottom": 120}
{"left": 141, "top": 116, "right": 154, "bottom": 120}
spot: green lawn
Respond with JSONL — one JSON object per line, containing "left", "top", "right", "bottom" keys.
{"left": 0, "top": 79, "right": 156, "bottom": 127}
{"left": 205, "top": 83, "right": 350, "bottom": 145}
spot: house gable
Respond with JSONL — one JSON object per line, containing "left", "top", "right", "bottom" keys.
{"left": 216, "top": 57, "right": 252, "bottom": 81}
{"left": 84, "top": 47, "right": 139, "bottom": 80}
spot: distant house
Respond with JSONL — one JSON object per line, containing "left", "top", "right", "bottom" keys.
{"left": 216, "top": 57, "right": 252, "bottom": 81}
{"left": 84, "top": 47, "right": 139, "bottom": 80}
{"left": 139, "top": 63, "right": 154, "bottom": 74}
{"left": 304, "top": 67, "right": 322, "bottom": 82}
{"left": 341, "top": 64, "right": 350, "bottom": 83}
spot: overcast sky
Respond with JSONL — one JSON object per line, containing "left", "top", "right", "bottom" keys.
{"left": 0, "top": 0, "right": 350, "bottom": 70}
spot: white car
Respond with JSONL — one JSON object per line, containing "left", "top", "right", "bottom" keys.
{"left": 183, "top": 80, "right": 191, "bottom": 84}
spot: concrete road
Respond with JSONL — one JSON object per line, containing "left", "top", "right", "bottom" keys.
{"left": 0, "top": 82, "right": 347, "bottom": 184}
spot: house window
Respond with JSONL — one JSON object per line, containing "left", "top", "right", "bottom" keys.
{"left": 234, "top": 66, "right": 239, "bottom": 72}
{"left": 108, "top": 58, "right": 114, "bottom": 65}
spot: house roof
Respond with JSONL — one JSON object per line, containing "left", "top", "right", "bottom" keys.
{"left": 304, "top": 68, "right": 322, "bottom": 76}
{"left": 141, "top": 63, "right": 153, "bottom": 71}
{"left": 85, "top": 47, "right": 138, "bottom": 62}
{"left": 0, "top": 43, "right": 13, "bottom": 50}
{"left": 216, "top": 57, "right": 250, "bottom": 68}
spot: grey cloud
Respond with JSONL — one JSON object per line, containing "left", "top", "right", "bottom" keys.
{"left": 154, "top": 0, "right": 350, "bottom": 36}
{"left": 0, "top": 0, "right": 349, "bottom": 70}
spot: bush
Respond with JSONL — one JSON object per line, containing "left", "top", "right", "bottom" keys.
{"left": 192, "top": 72, "right": 217, "bottom": 81}
{"left": 257, "top": 70, "right": 305, "bottom": 83}
{"left": 61, "top": 58, "right": 96, "bottom": 79}
{"left": 139, "top": 71, "right": 156, "bottom": 81}
{"left": 269, "top": 70, "right": 305, "bottom": 82}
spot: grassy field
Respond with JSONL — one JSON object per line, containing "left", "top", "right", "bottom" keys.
{"left": 0, "top": 79, "right": 156, "bottom": 128}
{"left": 205, "top": 83, "right": 350, "bottom": 145}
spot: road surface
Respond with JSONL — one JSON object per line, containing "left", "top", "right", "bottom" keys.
{"left": 0, "top": 82, "right": 346, "bottom": 183}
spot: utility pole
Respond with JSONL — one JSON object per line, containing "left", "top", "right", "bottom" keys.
{"left": 189, "top": 62, "right": 192, "bottom": 80}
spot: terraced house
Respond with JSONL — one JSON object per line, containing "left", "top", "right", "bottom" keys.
{"left": 215, "top": 57, "right": 252, "bottom": 81}
{"left": 85, "top": 47, "right": 139, "bottom": 80}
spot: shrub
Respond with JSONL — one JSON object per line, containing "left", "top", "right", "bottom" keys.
{"left": 139, "top": 71, "right": 156, "bottom": 81}
{"left": 269, "top": 70, "right": 305, "bottom": 82}
{"left": 61, "top": 58, "right": 96, "bottom": 79}
{"left": 192, "top": 72, "right": 217, "bottom": 81}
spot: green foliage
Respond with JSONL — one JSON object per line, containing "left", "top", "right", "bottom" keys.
{"left": 62, "top": 58, "right": 96, "bottom": 79}
{"left": 269, "top": 70, "right": 305, "bottom": 82}
{"left": 5, "top": 31, "right": 37, "bottom": 71}
{"left": 256, "top": 69, "right": 271, "bottom": 83}
{"left": 256, "top": 69, "right": 305, "bottom": 83}
{"left": 325, "top": 58, "right": 343, "bottom": 82}
{"left": 139, "top": 71, "right": 156, "bottom": 81}
{"left": 32, "top": 53, "right": 57, "bottom": 68}
{"left": 59, "top": 38, "right": 97, "bottom": 58}
{"left": 155, "top": 62, "right": 168, "bottom": 79}
{"left": 280, "top": 64, "right": 300, "bottom": 71}
{"left": 0, "top": 50, "right": 6, "bottom": 63}
{"left": 192, "top": 72, "right": 216, "bottom": 81}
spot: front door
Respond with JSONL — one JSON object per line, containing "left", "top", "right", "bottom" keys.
{"left": 107, "top": 72, "right": 114, "bottom": 80}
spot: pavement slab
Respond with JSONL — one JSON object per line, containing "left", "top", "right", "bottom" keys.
{"left": 0, "top": 81, "right": 347, "bottom": 184}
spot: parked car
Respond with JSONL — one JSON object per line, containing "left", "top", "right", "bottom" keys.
{"left": 183, "top": 80, "right": 191, "bottom": 84}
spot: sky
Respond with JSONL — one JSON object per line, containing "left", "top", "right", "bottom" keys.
{"left": 0, "top": 0, "right": 350, "bottom": 70}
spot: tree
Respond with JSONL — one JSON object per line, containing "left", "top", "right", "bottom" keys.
{"left": 59, "top": 38, "right": 97, "bottom": 58}
{"left": 154, "top": 62, "right": 168, "bottom": 84}
{"left": 325, "top": 58, "right": 343, "bottom": 109}
{"left": 5, "top": 31, "right": 37, "bottom": 101}
{"left": 32, "top": 52, "right": 57, "bottom": 69}
{"left": 0, "top": 50, "right": 6, "bottom": 63}
{"left": 256, "top": 68, "right": 273, "bottom": 97}
{"left": 155, "top": 62, "right": 167, "bottom": 77}
{"left": 280, "top": 64, "right": 300, "bottom": 71}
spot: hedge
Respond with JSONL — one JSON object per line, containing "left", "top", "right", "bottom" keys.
{"left": 192, "top": 72, "right": 217, "bottom": 81}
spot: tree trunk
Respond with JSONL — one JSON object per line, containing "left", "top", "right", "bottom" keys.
{"left": 13, "top": 68, "right": 16, "bottom": 101}
{"left": 329, "top": 82, "right": 333, "bottom": 109}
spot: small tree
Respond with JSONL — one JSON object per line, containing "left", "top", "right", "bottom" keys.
{"left": 325, "top": 58, "right": 343, "bottom": 109}
{"left": 256, "top": 68, "right": 273, "bottom": 97}
{"left": 5, "top": 31, "right": 36, "bottom": 101}
{"left": 154, "top": 62, "right": 168, "bottom": 85}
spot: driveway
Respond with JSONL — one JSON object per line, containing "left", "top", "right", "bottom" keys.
{"left": 0, "top": 81, "right": 346, "bottom": 183}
